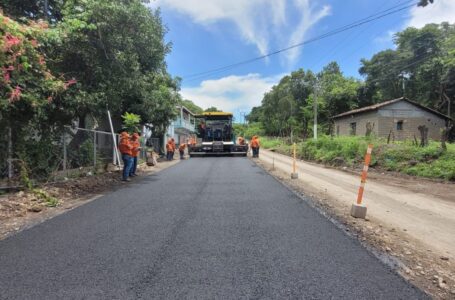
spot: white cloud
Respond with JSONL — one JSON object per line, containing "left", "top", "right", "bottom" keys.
{"left": 286, "top": 0, "right": 331, "bottom": 65}
{"left": 406, "top": 0, "right": 455, "bottom": 28}
{"left": 152, "top": 0, "right": 330, "bottom": 65}
{"left": 181, "top": 73, "right": 281, "bottom": 112}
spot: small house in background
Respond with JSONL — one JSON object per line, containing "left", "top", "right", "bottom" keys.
{"left": 164, "top": 105, "right": 197, "bottom": 147}
{"left": 332, "top": 97, "right": 451, "bottom": 141}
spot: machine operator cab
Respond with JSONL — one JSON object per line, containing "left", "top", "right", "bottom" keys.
{"left": 189, "top": 112, "right": 248, "bottom": 157}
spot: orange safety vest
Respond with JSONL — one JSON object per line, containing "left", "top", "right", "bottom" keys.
{"left": 166, "top": 141, "right": 173, "bottom": 152}
{"left": 131, "top": 139, "right": 140, "bottom": 157}
{"left": 251, "top": 138, "right": 260, "bottom": 148}
{"left": 119, "top": 138, "right": 133, "bottom": 156}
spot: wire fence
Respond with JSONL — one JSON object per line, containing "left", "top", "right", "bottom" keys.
{"left": 0, "top": 126, "right": 152, "bottom": 189}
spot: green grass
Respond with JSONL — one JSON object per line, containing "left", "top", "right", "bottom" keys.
{"left": 261, "top": 136, "right": 455, "bottom": 181}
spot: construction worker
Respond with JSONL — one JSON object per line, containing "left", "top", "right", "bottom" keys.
{"left": 118, "top": 132, "right": 133, "bottom": 181}
{"left": 179, "top": 143, "right": 186, "bottom": 159}
{"left": 170, "top": 138, "right": 176, "bottom": 160}
{"left": 166, "top": 139, "right": 173, "bottom": 161}
{"left": 238, "top": 136, "right": 245, "bottom": 145}
{"left": 251, "top": 135, "right": 260, "bottom": 158}
{"left": 130, "top": 133, "right": 141, "bottom": 177}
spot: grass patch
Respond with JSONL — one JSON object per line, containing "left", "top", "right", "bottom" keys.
{"left": 261, "top": 136, "right": 455, "bottom": 181}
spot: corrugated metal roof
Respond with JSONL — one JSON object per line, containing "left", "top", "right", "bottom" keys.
{"left": 332, "top": 97, "right": 451, "bottom": 120}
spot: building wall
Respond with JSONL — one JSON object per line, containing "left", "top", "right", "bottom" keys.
{"left": 334, "top": 111, "right": 379, "bottom": 137}
{"left": 377, "top": 101, "right": 446, "bottom": 141}
{"left": 334, "top": 101, "right": 447, "bottom": 140}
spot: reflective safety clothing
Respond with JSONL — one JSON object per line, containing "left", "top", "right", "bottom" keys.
{"left": 131, "top": 134, "right": 140, "bottom": 158}
{"left": 251, "top": 136, "right": 260, "bottom": 148}
{"left": 119, "top": 133, "right": 133, "bottom": 156}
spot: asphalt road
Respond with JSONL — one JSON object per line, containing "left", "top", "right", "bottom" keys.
{"left": 0, "top": 158, "right": 426, "bottom": 299}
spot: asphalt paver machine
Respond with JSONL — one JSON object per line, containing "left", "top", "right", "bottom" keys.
{"left": 189, "top": 112, "right": 248, "bottom": 157}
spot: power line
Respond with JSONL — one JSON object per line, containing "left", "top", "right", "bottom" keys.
{"left": 308, "top": 0, "right": 409, "bottom": 70}
{"left": 182, "top": 1, "right": 418, "bottom": 82}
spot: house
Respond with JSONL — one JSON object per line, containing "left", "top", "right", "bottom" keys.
{"left": 332, "top": 97, "right": 451, "bottom": 140}
{"left": 163, "top": 105, "right": 197, "bottom": 149}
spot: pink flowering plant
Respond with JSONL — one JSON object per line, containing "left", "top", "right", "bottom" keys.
{"left": 0, "top": 12, "right": 68, "bottom": 111}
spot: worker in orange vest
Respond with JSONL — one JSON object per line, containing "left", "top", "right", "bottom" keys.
{"left": 170, "top": 138, "right": 176, "bottom": 160}
{"left": 238, "top": 136, "right": 245, "bottom": 145}
{"left": 129, "top": 133, "right": 141, "bottom": 177}
{"left": 118, "top": 132, "right": 133, "bottom": 181}
{"left": 179, "top": 143, "right": 186, "bottom": 159}
{"left": 251, "top": 135, "right": 260, "bottom": 158}
{"left": 166, "top": 139, "right": 173, "bottom": 161}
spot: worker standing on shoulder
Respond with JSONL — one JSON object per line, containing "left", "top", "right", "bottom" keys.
{"left": 166, "top": 139, "right": 173, "bottom": 161}
{"left": 170, "top": 138, "right": 176, "bottom": 160}
{"left": 251, "top": 135, "right": 260, "bottom": 158}
{"left": 130, "top": 133, "right": 141, "bottom": 177}
{"left": 119, "top": 132, "right": 133, "bottom": 181}
{"left": 179, "top": 143, "right": 186, "bottom": 160}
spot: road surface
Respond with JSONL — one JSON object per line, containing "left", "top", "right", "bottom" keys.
{"left": 259, "top": 149, "right": 455, "bottom": 260}
{"left": 0, "top": 158, "right": 426, "bottom": 299}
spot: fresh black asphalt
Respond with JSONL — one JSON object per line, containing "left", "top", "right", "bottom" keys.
{"left": 0, "top": 157, "right": 427, "bottom": 299}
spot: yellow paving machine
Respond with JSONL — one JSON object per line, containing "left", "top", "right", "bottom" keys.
{"left": 189, "top": 112, "right": 248, "bottom": 157}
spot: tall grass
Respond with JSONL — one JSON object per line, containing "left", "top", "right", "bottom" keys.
{"left": 261, "top": 136, "right": 455, "bottom": 181}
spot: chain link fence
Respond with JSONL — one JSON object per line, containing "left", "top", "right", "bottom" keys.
{"left": 0, "top": 127, "right": 134, "bottom": 189}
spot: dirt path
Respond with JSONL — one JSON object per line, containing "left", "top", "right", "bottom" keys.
{"left": 259, "top": 149, "right": 455, "bottom": 260}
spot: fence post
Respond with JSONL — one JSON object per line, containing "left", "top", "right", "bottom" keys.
{"left": 93, "top": 131, "right": 97, "bottom": 169}
{"left": 7, "top": 127, "right": 13, "bottom": 180}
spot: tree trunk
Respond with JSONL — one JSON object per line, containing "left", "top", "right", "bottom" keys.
{"left": 418, "top": 125, "right": 429, "bottom": 147}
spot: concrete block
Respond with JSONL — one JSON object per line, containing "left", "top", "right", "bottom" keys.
{"left": 291, "top": 173, "right": 299, "bottom": 179}
{"left": 350, "top": 203, "right": 367, "bottom": 219}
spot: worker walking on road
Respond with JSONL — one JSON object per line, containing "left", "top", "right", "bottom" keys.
{"left": 251, "top": 135, "right": 260, "bottom": 158}
{"left": 129, "top": 133, "right": 141, "bottom": 177}
{"left": 119, "top": 132, "right": 133, "bottom": 181}
{"left": 179, "top": 143, "right": 186, "bottom": 160}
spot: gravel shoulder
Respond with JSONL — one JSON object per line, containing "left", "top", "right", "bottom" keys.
{"left": 255, "top": 149, "right": 455, "bottom": 299}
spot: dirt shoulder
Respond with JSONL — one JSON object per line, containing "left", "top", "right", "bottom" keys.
{"left": 0, "top": 159, "right": 180, "bottom": 241}
{"left": 255, "top": 150, "right": 455, "bottom": 299}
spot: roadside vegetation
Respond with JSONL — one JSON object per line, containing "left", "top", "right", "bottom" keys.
{"left": 260, "top": 136, "right": 455, "bottom": 181}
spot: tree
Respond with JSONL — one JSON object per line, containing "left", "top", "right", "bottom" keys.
{"left": 418, "top": 0, "right": 434, "bottom": 7}
{"left": 181, "top": 99, "right": 203, "bottom": 114}
{"left": 0, "top": 0, "right": 64, "bottom": 22}
{"left": 205, "top": 106, "right": 221, "bottom": 112}
{"left": 359, "top": 23, "right": 455, "bottom": 117}
{"left": 45, "top": 0, "right": 178, "bottom": 131}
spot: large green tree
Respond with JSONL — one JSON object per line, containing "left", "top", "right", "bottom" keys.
{"left": 360, "top": 23, "right": 455, "bottom": 117}
{"left": 43, "top": 0, "right": 178, "bottom": 133}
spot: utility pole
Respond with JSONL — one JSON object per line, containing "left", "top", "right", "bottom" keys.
{"left": 290, "top": 100, "right": 293, "bottom": 144}
{"left": 313, "top": 82, "right": 320, "bottom": 140}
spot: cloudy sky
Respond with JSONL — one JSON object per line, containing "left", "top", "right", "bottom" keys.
{"left": 149, "top": 0, "right": 455, "bottom": 121}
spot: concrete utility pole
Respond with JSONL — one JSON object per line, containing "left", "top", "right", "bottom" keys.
{"left": 313, "top": 82, "right": 320, "bottom": 140}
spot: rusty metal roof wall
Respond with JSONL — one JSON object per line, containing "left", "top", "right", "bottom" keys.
{"left": 332, "top": 97, "right": 451, "bottom": 120}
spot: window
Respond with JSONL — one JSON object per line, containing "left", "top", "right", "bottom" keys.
{"left": 350, "top": 122, "right": 356, "bottom": 135}
{"left": 397, "top": 120, "right": 403, "bottom": 131}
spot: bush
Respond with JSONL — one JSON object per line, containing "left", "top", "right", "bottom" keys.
{"left": 261, "top": 136, "right": 455, "bottom": 181}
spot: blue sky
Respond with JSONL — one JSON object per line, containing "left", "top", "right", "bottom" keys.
{"left": 149, "top": 0, "right": 455, "bottom": 121}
